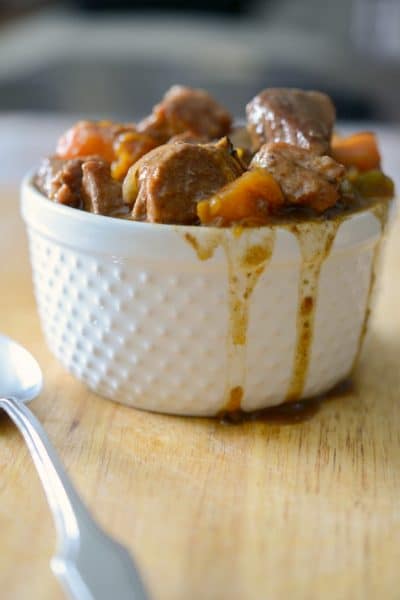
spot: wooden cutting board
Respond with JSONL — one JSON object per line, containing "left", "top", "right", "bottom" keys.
{"left": 1, "top": 187, "right": 400, "bottom": 600}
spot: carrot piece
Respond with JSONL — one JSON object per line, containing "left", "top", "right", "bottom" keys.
{"left": 56, "top": 120, "right": 120, "bottom": 163}
{"left": 332, "top": 132, "right": 380, "bottom": 171}
{"left": 197, "top": 169, "right": 284, "bottom": 225}
{"left": 112, "top": 130, "right": 159, "bottom": 181}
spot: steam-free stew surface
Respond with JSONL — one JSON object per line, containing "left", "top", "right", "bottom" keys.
{"left": 36, "top": 86, "right": 393, "bottom": 226}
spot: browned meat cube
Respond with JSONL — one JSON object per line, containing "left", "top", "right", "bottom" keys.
{"left": 36, "top": 156, "right": 85, "bottom": 208}
{"left": 81, "top": 159, "right": 123, "bottom": 215}
{"left": 250, "top": 142, "right": 345, "bottom": 213}
{"left": 167, "top": 131, "right": 209, "bottom": 145}
{"left": 138, "top": 85, "right": 232, "bottom": 143}
{"left": 35, "top": 156, "right": 123, "bottom": 215}
{"left": 246, "top": 88, "right": 335, "bottom": 155}
{"left": 123, "top": 138, "right": 244, "bottom": 225}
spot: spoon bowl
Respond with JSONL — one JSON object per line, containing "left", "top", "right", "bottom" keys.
{"left": 0, "top": 334, "right": 42, "bottom": 403}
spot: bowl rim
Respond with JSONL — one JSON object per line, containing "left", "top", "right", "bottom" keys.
{"left": 21, "top": 171, "right": 389, "bottom": 262}
{"left": 21, "top": 171, "right": 390, "bottom": 233}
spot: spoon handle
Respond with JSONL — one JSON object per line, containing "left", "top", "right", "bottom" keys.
{"left": 0, "top": 396, "right": 148, "bottom": 600}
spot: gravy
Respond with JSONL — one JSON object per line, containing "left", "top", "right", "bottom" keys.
{"left": 184, "top": 197, "right": 390, "bottom": 415}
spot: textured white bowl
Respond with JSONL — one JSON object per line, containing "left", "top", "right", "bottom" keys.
{"left": 21, "top": 177, "right": 386, "bottom": 416}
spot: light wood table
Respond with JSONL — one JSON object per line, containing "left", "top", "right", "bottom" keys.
{"left": 1, "top": 187, "right": 400, "bottom": 600}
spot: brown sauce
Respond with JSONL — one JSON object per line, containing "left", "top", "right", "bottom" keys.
{"left": 220, "top": 397, "right": 322, "bottom": 425}
{"left": 285, "top": 220, "right": 340, "bottom": 402}
{"left": 184, "top": 231, "right": 221, "bottom": 261}
{"left": 184, "top": 228, "right": 275, "bottom": 412}
{"left": 184, "top": 197, "right": 390, "bottom": 417}
{"left": 370, "top": 198, "right": 391, "bottom": 231}
{"left": 223, "top": 386, "right": 244, "bottom": 413}
{"left": 351, "top": 198, "right": 391, "bottom": 372}
{"left": 219, "top": 377, "right": 355, "bottom": 425}
{"left": 222, "top": 229, "right": 275, "bottom": 412}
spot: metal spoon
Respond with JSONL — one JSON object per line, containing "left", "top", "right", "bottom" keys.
{"left": 0, "top": 334, "right": 148, "bottom": 600}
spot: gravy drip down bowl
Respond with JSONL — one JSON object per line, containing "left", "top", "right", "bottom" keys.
{"left": 21, "top": 177, "right": 390, "bottom": 416}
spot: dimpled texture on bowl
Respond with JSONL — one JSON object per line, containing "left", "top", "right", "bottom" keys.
{"left": 22, "top": 180, "right": 383, "bottom": 415}
{"left": 29, "top": 232, "right": 236, "bottom": 415}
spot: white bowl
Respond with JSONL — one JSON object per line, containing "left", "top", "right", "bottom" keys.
{"left": 21, "top": 176, "right": 387, "bottom": 416}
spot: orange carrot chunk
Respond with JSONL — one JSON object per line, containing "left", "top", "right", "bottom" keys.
{"left": 56, "top": 120, "right": 122, "bottom": 163}
{"left": 197, "top": 169, "right": 284, "bottom": 226}
{"left": 332, "top": 132, "right": 381, "bottom": 171}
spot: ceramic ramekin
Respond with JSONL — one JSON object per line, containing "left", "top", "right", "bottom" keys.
{"left": 21, "top": 176, "right": 388, "bottom": 416}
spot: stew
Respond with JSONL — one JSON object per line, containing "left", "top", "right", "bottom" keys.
{"left": 35, "top": 86, "right": 395, "bottom": 225}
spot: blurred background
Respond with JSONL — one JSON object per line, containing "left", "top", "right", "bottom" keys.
{"left": 0, "top": 0, "right": 399, "bottom": 182}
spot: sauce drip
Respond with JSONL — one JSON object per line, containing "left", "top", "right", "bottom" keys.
{"left": 184, "top": 232, "right": 221, "bottom": 261}
{"left": 223, "top": 386, "right": 244, "bottom": 412}
{"left": 219, "top": 378, "right": 355, "bottom": 425}
{"left": 220, "top": 397, "right": 322, "bottom": 425}
{"left": 222, "top": 230, "right": 275, "bottom": 411}
{"left": 184, "top": 228, "right": 275, "bottom": 412}
{"left": 285, "top": 220, "right": 340, "bottom": 402}
{"left": 370, "top": 198, "right": 391, "bottom": 231}
{"left": 351, "top": 198, "right": 391, "bottom": 372}
{"left": 183, "top": 196, "right": 390, "bottom": 416}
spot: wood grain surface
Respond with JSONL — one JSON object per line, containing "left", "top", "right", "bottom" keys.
{"left": 1, "top": 187, "right": 400, "bottom": 600}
